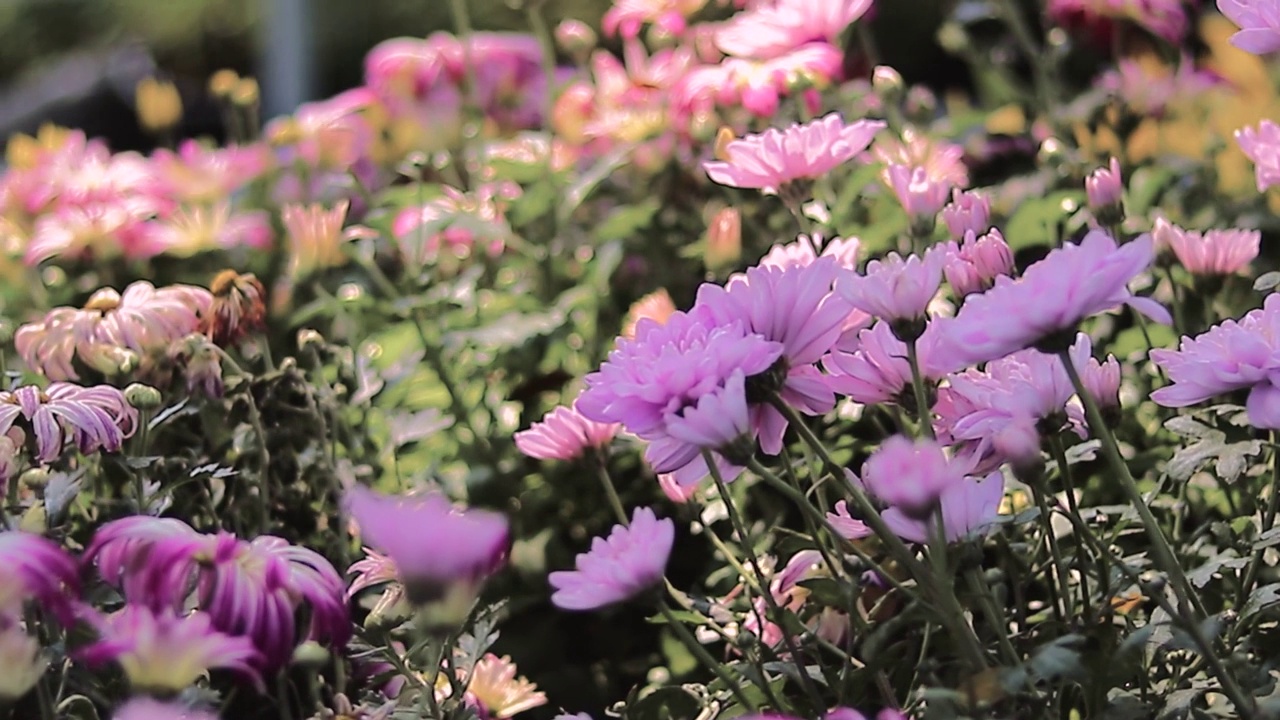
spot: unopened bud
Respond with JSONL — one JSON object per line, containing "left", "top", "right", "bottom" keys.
{"left": 555, "top": 19, "right": 597, "bottom": 60}
{"left": 124, "top": 383, "right": 163, "bottom": 410}
{"left": 291, "top": 641, "right": 330, "bottom": 667}
{"left": 705, "top": 207, "right": 742, "bottom": 272}
{"left": 297, "top": 329, "right": 325, "bottom": 351}
{"left": 713, "top": 126, "right": 736, "bottom": 162}
{"left": 20, "top": 467, "right": 50, "bottom": 490}
{"left": 872, "top": 65, "right": 904, "bottom": 103}
{"left": 231, "top": 78, "right": 259, "bottom": 107}
{"left": 209, "top": 69, "right": 240, "bottom": 99}
{"left": 135, "top": 78, "right": 182, "bottom": 134}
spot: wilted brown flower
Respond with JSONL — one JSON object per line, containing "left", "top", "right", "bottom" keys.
{"left": 203, "top": 270, "right": 267, "bottom": 347}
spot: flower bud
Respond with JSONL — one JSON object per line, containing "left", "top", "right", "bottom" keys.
{"left": 940, "top": 189, "right": 991, "bottom": 239}
{"left": 231, "top": 78, "right": 260, "bottom": 107}
{"left": 135, "top": 78, "right": 183, "bottom": 134}
{"left": 555, "top": 19, "right": 597, "bottom": 61}
{"left": 124, "top": 383, "right": 163, "bottom": 410}
{"left": 622, "top": 289, "right": 676, "bottom": 339}
{"left": 208, "top": 69, "right": 240, "bottom": 99}
{"left": 1086, "top": 157, "right": 1124, "bottom": 227}
{"left": 297, "top": 328, "right": 325, "bottom": 351}
{"left": 872, "top": 65, "right": 904, "bottom": 104}
{"left": 704, "top": 207, "right": 742, "bottom": 272}
{"left": 291, "top": 641, "right": 330, "bottom": 668}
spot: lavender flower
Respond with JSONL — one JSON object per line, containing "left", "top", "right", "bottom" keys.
{"left": 1153, "top": 218, "right": 1260, "bottom": 277}
{"left": 515, "top": 401, "right": 619, "bottom": 461}
{"left": 861, "top": 436, "right": 966, "bottom": 517}
{"left": 549, "top": 506, "right": 674, "bottom": 610}
{"left": 837, "top": 248, "right": 947, "bottom": 333}
{"left": 0, "top": 383, "right": 137, "bottom": 464}
{"left": 0, "top": 531, "right": 78, "bottom": 622}
{"left": 1218, "top": 0, "right": 1280, "bottom": 55}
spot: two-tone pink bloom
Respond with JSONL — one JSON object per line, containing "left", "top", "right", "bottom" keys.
{"left": 935, "top": 230, "right": 1168, "bottom": 370}
{"left": 344, "top": 485, "right": 508, "bottom": 626}
{"left": 942, "top": 229, "right": 1015, "bottom": 298}
{"left": 549, "top": 506, "right": 674, "bottom": 610}
{"left": 515, "top": 401, "right": 620, "bottom": 461}
{"left": 836, "top": 248, "right": 947, "bottom": 329}
{"left": 886, "top": 165, "right": 952, "bottom": 219}
{"left": 1152, "top": 293, "right": 1280, "bottom": 429}
{"left": 1235, "top": 120, "right": 1280, "bottom": 193}
{"left": 1219, "top": 0, "right": 1280, "bottom": 54}
{"left": 1153, "top": 218, "right": 1259, "bottom": 276}
{"left": 79, "top": 606, "right": 263, "bottom": 693}
{"left": 346, "top": 548, "right": 406, "bottom": 622}
{"left": 603, "top": 0, "right": 708, "bottom": 38}
{"left": 84, "top": 517, "right": 350, "bottom": 671}
{"left": 450, "top": 653, "right": 548, "bottom": 718}
{"left": 0, "top": 383, "right": 137, "bottom": 464}
{"left": 0, "top": 531, "right": 78, "bottom": 622}
{"left": 704, "top": 114, "right": 885, "bottom": 195}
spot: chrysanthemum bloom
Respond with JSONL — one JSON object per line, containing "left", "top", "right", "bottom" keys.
{"left": 836, "top": 248, "right": 947, "bottom": 336}
{"left": 549, "top": 506, "right": 674, "bottom": 610}
{"left": 1219, "top": 0, "right": 1280, "bottom": 54}
{"left": 886, "top": 164, "right": 952, "bottom": 221}
{"left": 603, "top": 0, "right": 708, "bottom": 38}
{"left": 1086, "top": 157, "right": 1124, "bottom": 224}
{"left": 0, "top": 623, "right": 46, "bottom": 701}
{"left": 693, "top": 257, "right": 853, "bottom": 453}
{"left": 347, "top": 548, "right": 408, "bottom": 624}
{"left": 943, "top": 229, "right": 1015, "bottom": 298}
{"left": 281, "top": 200, "right": 352, "bottom": 279}
{"left": 1151, "top": 294, "right": 1280, "bottom": 428}
{"left": 0, "top": 531, "right": 78, "bottom": 622}
{"left": 742, "top": 550, "right": 849, "bottom": 649}
{"left": 148, "top": 140, "right": 273, "bottom": 204}
{"left": 760, "top": 235, "right": 861, "bottom": 271}
{"left": 621, "top": 289, "right": 677, "bottom": 339}
{"left": 1152, "top": 218, "right": 1259, "bottom": 276}
{"left": 166, "top": 334, "right": 225, "bottom": 399}
{"left": 941, "top": 189, "right": 992, "bottom": 239}
{"left": 706, "top": 45, "right": 844, "bottom": 120}
{"left": 578, "top": 310, "right": 782, "bottom": 485}
{"left": 201, "top": 270, "right": 267, "bottom": 347}
{"left": 16, "top": 281, "right": 211, "bottom": 382}
{"left": 0, "top": 383, "right": 137, "bottom": 464}
{"left": 1236, "top": 120, "right": 1280, "bottom": 192}
{"left": 715, "top": 0, "right": 873, "bottom": 59}
{"left": 824, "top": 322, "right": 947, "bottom": 406}
{"left": 1048, "top": 0, "right": 1188, "bottom": 44}
{"left": 515, "top": 402, "right": 620, "bottom": 461}
{"left": 84, "top": 517, "right": 351, "bottom": 671}
{"left": 703, "top": 114, "right": 886, "bottom": 196}
{"left": 873, "top": 127, "right": 969, "bottom": 190}
{"left": 114, "top": 698, "right": 219, "bottom": 720}
{"left": 79, "top": 606, "right": 263, "bottom": 693}
{"left": 138, "top": 203, "right": 272, "bottom": 259}
{"left": 934, "top": 230, "right": 1169, "bottom": 370}
{"left": 861, "top": 436, "right": 967, "bottom": 517}
{"left": 461, "top": 653, "right": 548, "bottom": 718}
{"left": 344, "top": 485, "right": 508, "bottom": 627}
{"left": 879, "top": 471, "right": 1004, "bottom": 544}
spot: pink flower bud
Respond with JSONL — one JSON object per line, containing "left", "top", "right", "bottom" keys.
{"left": 944, "top": 228, "right": 1014, "bottom": 298}
{"left": 555, "top": 19, "right": 597, "bottom": 59}
{"left": 705, "top": 207, "right": 742, "bottom": 271}
{"left": 940, "top": 189, "right": 991, "bottom": 239}
{"left": 887, "top": 164, "right": 950, "bottom": 219}
{"left": 1085, "top": 157, "right": 1124, "bottom": 214}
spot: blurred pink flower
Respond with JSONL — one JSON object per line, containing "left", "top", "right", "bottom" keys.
{"left": 743, "top": 549, "right": 849, "bottom": 648}
{"left": 114, "top": 699, "right": 219, "bottom": 720}
{"left": 24, "top": 199, "right": 158, "bottom": 265}
{"left": 0, "top": 531, "right": 78, "bottom": 623}
{"left": 281, "top": 200, "right": 353, "bottom": 280}
{"left": 1097, "top": 55, "right": 1221, "bottom": 116}
{"left": 0, "top": 383, "right": 137, "bottom": 464}
{"left": 715, "top": 0, "right": 873, "bottom": 59}
{"left": 1219, "top": 0, "right": 1280, "bottom": 54}
{"left": 941, "top": 189, "right": 992, "bottom": 239}
{"left": 874, "top": 128, "right": 969, "bottom": 190}
{"left": 603, "top": 0, "right": 708, "bottom": 38}
{"left": 515, "top": 401, "right": 620, "bottom": 461}
{"left": 148, "top": 140, "right": 273, "bottom": 204}
{"left": 836, "top": 247, "right": 946, "bottom": 327}
{"left": 943, "top": 228, "right": 1015, "bottom": 298}
{"left": 393, "top": 183, "right": 521, "bottom": 267}
{"left": 138, "top": 203, "right": 272, "bottom": 259}
{"left": 549, "top": 506, "right": 674, "bottom": 610}
{"left": 1153, "top": 218, "right": 1259, "bottom": 276}
{"left": 760, "top": 234, "right": 861, "bottom": 270}
{"left": 887, "top": 164, "right": 951, "bottom": 218}
{"left": 826, "top": 500, "right": 872, "bottom": 540}
{"left": 1086, "top": 157, "right": 1124, "bottom": 214}
{"left": 704, "top": 113, "right": 885, "bottom": 194}
{"left": 861, "top": 435, "right": 966, "bottom": 516}
{"left": 1235, "top": 120, "right": 1280, "bottom": 192}
{"left": 1151, "top": 293, "right": 1280, "bottom": 428}
{"left": 935, "top": 230, "right": 1168, "bottom": 369}
{"left": 465, "top": 653, "right": 549, "bottom": 718}
{"left": 17, "top": 281, "right": 211, "bottom": 381}
{"left": 1049, "top": 0, "right": 1188, "bottom": 43}
{"left": 80, "top": 606, "right": 262, "bottom": 693}
{"left": 825, "top": 321, "right": 947, "bottom": 405}
{"left": 882, "top": 471, "right": 1004, "bottom": 544}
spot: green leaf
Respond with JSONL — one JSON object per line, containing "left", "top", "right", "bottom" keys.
{"left": 596, "top": 199, "right": 660, "bottom": 242}
{"left": 1003, "top": 191, "right": 1086, "bottom": 251}
{"left": 623, "top": 686, "right": 704, "bottom": 720}
{"left": 1127, "top": 166, "right": 1175, "bottom": 215}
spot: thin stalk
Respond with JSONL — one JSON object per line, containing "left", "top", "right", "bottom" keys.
{"left": 1239, "top": 432, "right": 1280, "bottom": 605}
{"left": 591, "top": 449, "right": 629, "bottom": 526}
{"left": 659, "top": 602, "right": 760, "bottom": 712}
{"left": 1028, "top": 481, "right": 1072, "bottom": 625}
{"left": 1050, "top": 435, "right": 1098, "bottom": 622}
{"left": 419, "top": 638, "right": 447, "bottom": 719}
{"left": 906, "top": 337, "right": 934, "bottom": 440}
{"left": 964, "top": 567, "right": 1020, "bottom": 666}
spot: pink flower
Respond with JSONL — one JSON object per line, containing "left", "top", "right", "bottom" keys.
{"left": 1153, "top": 218, "right": 1259, "bottom": 276}
{"left": 862, "top": 436, "right": 966, "bottom": 516}
{"left": 80, "top": 606, "right": 263, "bottom": 693}
{"left": 1236, "top": 120, "right": 1280, "bottom": 192}
{"left": 874, "top": 128, "right": 969, "bottom": 189}
{"left": 742, "top": 550, "right": 849, "bottom": 648}
{"left": 603, "top": 0, "right": 708, "bottom": 39}
{"left": 148, "top": 140, "right": 273, "bottom": 204}
{"left": 941, "top": 189, "right": 992, "bottom": 239}
{"left": 715, "top": 0, "right": 873, "bottom": 59}
{"left": 704, "top": 113, "right": 885, "bottom": 194}
{"left": 463, "top": 653, "right": 549, "bottom": 718}
{"left": 139, "top": 203, "right": 272, "bottom": 258}
{"left": 710, "top": 45, "right": 845, "bottom": 119}
{"left": 824, "top": 322, "right": 948, "bottom": 405}
{"left": 760, "top": 234, "right": 861, "bottom": 270}
{"left": 1079, "top": 351, "right": 1122, "bottom": 411}
{"left": 0, "top": 531, "right": 78, "bottom": 623}
{"left": 943, "top": 228, "right": 1015, "bottom": 299}
{"left": 344, "top": 486, "right": 508, "bottom": 623}
{"left": 882, "top": 472, "right": 1004, "bottom": 544}
{"left": 281, "top": 200, "right": 352, "bottom": 279}
{"left": 1097, "top": 55, "right": 1221, "bottom": 116}
{"left": 826, "top": 500, "right": 872, "bottom": 540}
{"left": 1049, "top": 0, "right": 1188, "bottom": 44}
{"left": 836, "top": 248, "right": 947, "bottom": 327}
{"left": 0, "top": 383, "right": 137, "bottom": 464}
{"left": 516, "top": 401, "right": 620, "bottom": 461}
{"left": 1086, "top": 157, "right": 1124, "bottom": 211}
{"left": 549, "top": 506, "right": 674, "bottom": 609}
{"left": 1219, "top": 0, "right": 1280, "bottom": 54}
{"left": 935, "top": 230, "right": 1169, "bottom": 369}
{"left": 114, "top": 699, "right": 220, "bottom": 720}
{"left": 887, "top": 164, "right": 951, "bottom": 218}
{"left": 393, "top": 183, "right": 520, "bottom": 267}
{"left": 1151, "top": 293, "right": 1280, "bottom": 428}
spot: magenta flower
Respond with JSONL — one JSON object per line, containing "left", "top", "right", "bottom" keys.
{"left": 1236, "top": 120, "right": 1280, "bottom": 192}
{"left": 84, "top": 517, "right": 350, "bottom": 670}
{"left": 715, "top": 0, "right": 873, "bottom": 59}
{"left": 836, "top": 248, "right": 947, "bottom": 328}
{"left": 703, "top": 114, "right": 885, "bottom": 195}
{"left": 862, "top": 436, "right": 967, "bottom": 516}
{"left": 826, "top": 500, "right": 872, "bottom": 540}
{"left": 934, "top": 230, "right": 1169, "bottom": 369}
{"left": 1219, "top": 0, "right": 1280, "bottom": 54}
{"left": 344, "top": 485, "right": 508, "bottom": 624}
{"left": 0, "top": 531, "right": 78, "bottom": 623}
{"left": 887, "top": 164, "right": 952, "bottom": 219}
{"left": 882, "top": 471, "right": 1005, "bottom": 544}
{"left": 941, "top": 189, "right": 992, "bottom": 239}
{"left": 1151, "top": 293, "right": 1280, "bottom": 428}
{"left": 114, "top": 698, "right": 220, "bottom": 720}
{"left": 16, "top": 281, "right": 211, "bottom": 382}
{"left": 549, "top": 506, "right": 674, "bottom": 610}
{"left": 0, "top": 383, "right": 137, "bottom": 464}
{"left": 1048, "top": 0, "right": 1188, "bottom": 44}
{"left": 79, "top": 606, "right": 262, "bottom": 693}
{"left": 515, "top": 401, "right": 620, "bottom": 461}
{"left": 1153, "top": 218, "right": 1259, "bottom": 276}
{"left": 1086, "top": 157, "right": 1124, "bottom": 213}
{"left": 824, "top": 322, "right": 947, "bottom": 405}
{"left": 693, "top": 257, "right": 853, "bottom": 453}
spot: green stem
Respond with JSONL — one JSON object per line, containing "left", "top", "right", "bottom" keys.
{"left": 1239, "top": 432, "right": 1280, "bottom": 606}
{"left": 906, "top": 337, "right": 934, "bottom": 440}
{"left": 591, "top": 449, "right": 629, "bottom": 526}
{"left": 964, "top": 567, "right": 1019, "bottom": 666}
{"left": 659, "top": 602, "right": 760, "bottom": 712}
{"left": 1050, "top": 435, "right": 1098, "bottom": 622}
{"left": 1028, "top": 480, "right": 1072, "bottom": 625}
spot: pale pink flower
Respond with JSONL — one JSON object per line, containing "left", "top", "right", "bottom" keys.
{"left": 1086, "top": 157, "right": 1124, "bottom": 211}
{"left": 874, "top": 128, "right": 969, "bottom": 189}
{"left": 862, "top": 435, "right": 967, "bottom": 516}
{"left": 826, "top": 500, "right": 872, "bottom": 540}
{"left": 743, "top": 549, "right": 849, "bottom": 648}
{"left": 696, "top": 45, "right": 844, "bottom": 119}
{"left": 346, "top": 547, "right": 406, "bottom": 621}
{"left": 603, "top": 0, "right": 708, "bottom": 38}
{"left": 1235, "top": 120, "right": 1280, "bottom": 192}
{"left": 881, "top": 471, "right": 1004, "bottom": 544}
{"left": 148, "top": 140, "right": 273, "bottom": 204}
{"left": 1097, "top": 55, "right": 1221, "bottom": 116}
{"left": 941, "top": 189, "right": 992, "bottom": 239}
{"left": 715, "top": 0, "right": 873, "bottom": 59}
{"left": 281, "top": 200, "right": 352, "bottom": 279}
{"left": 943, "top": 228, "right": 1015, "bottom": 298}
{"left": 824, "top": 321, "right": 948, "bottom": 405}
{"left": 515, "top": 401, "right": 620, "bottom": 461}
{"left": 136, "top": 203, "right": 271, "bottom": 258}
{"left": 549, "top": 506, "right": 674, "bottom": 610}
{"left": 114, "top": 699, "right": 219, "bottom": 720}
{"left": 836, "top": 247, "right": 947, "bottom": 327}
{"left": 887, "top": 164, "right": 951, "bottom": 218}
{"left": 465, "top": 653, "right": 549, "bottom": 718}
{"left": 760, "top": 234, "right": 861, "bottom": 270}
{"left": 704, "top": 113, "right": 885, "bottom": 194}
{"left": 1153, "top": 218, "right": 1259, "bottom": 276}
{"left": 24, "top": 199, "right": 157, "bottom": 265}
{"left": 1218, "top": 0, "right": 1280, "bottom": 54}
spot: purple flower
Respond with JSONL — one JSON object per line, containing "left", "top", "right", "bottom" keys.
{"left": 1153, "top": 217, "right": 1260, "bottom": 276}
{"left": 1151, "top": 293, "right": 1280, "bottom": 428}
{"left": 578, "top": 311, "right": 783, "bottom": 480}
{"left": 1236, "top": 120, "right": 1280, "bottom": 192}
{"left": 0, "top": 531, "right": 78, "bottom": 623}
{"left": 941, "top": 189, "right": 992, "bottom": 239}
{"left": 827, "top": 500, "right": 872, "bottom": 540}
{"left": 79, "top": 606, "right": 262, "bottom": 693}
{"left": 1085, "top": 157, "right": 1124, "bottom": 212}
{"left": 114, "top": 699, "right": 220, "bottom": 720}
{"left": 943, "top": 229, "right": 1014, "bottom": 298}
{"left": 934, "top": 230, "right": 1169, "bottom": 369}
{"left": 549, "top": 506, "right": 674, "bottom": 610}
{"left": 887, "top": 164, "right": 952, "bottom": 219}
{"left": 0, "top": 383, "right": 137, "bottom": 464}
{"left": 760, "top": 235, "right": 861, "bottom": 271}
{"left": 824, "top": 322, "right": 947, "bottom": 405}
{"left": 515, "top": 401, "right": 619, "bottom": 461}
{"left": 882, "top": 471, "right": 1004, "bottom": 544}
{"left": 1219, "top": 0, "right": 1280, "bottom": 54}
{"left": 84, "top": 517, "right": 350, "bottom": 671}
{"left": 693, "top": 257, "right": 853, "bottom": 453}
{"left": 345, "top": 485, "right": 508, "bottom": 625}
{"left": 861, "top": 436, "right": 966, "bottom": 517}
{"left": 836, "top": 248, "right": 947, "bottom": 328}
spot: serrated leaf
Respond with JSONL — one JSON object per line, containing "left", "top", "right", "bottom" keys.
{"left": 1164, "top": 416, "right": 1222, "bottom": 440}
{"left": 1242, "top": 582, "right": 1280, "bottom": 621}
{"left": 1187, "top": 557, "right": 1249, "bottom": 588}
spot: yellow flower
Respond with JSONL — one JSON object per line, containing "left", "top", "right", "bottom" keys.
{"left": 135, "top": 78, "right": 183, "bottom": 134}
